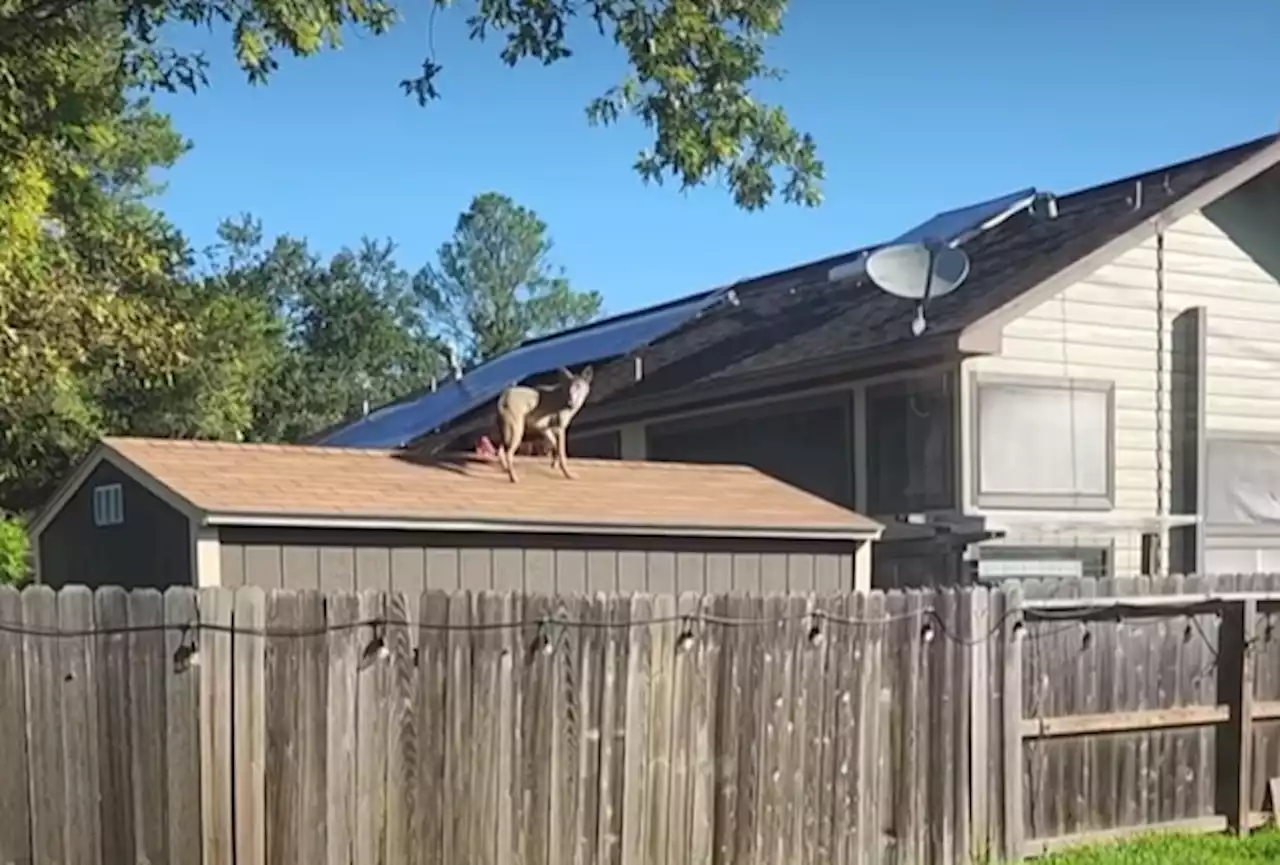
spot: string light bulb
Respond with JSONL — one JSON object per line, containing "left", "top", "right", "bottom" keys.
{"left": 807, "top": 613, "right": 826, "bottom": 647}
{"left": 676, "top": 616, "right": 697, "bottom": 653}
{"left": 1080, "top": 624, "right": 1093, "bottom": 651}
{"left": 921, "top": 621, "right": 936, "bottom": 644}
{"left": 532, "top": 620, "right": 556, "bottom": 656}
{"left": 359, "top": 622, "right": 391, "bottom": 670}
{"left": 172, "top": 623, "right": 200, "bottom": 674}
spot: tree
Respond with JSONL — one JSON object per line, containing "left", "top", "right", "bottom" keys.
{"left": 1, "top": 0, "right": 823, "bottom": 211}
{"left": 202, "top": 216, "right": 446, "bottom": 443}
{"left": 416, "top": 192, "right": 603, "bottom": 367}
{"left": 0, "top": 1, "right": 212, "bottom": 511}
{"left": 0, "top": 513, "right": 30, "bottom": 585}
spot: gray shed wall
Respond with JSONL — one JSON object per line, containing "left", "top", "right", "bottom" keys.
{"left": 39, "top": 461, "right": 192, "bottom": 588}
{"left": 216, "top": 526, "right": 856, "bottom": 595}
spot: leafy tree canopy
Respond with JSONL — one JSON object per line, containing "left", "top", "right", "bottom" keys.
{"left": 416, "top": 192, "right": 603, "bottom": 367}
{"left": 0, "top": 2, "right": 209, "bottom": 510}
{"left": 202, "top": 216, "right": 447, "bottom": 443}
{"left": 1, "top": 0, "right": 822, "bottom": 211}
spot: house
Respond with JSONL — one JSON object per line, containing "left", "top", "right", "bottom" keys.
{"left": 28, "top": 437, "right": 882, "bottom": 592}
{"left": 315, "top": 132, "right": 1280, "bottom": 583}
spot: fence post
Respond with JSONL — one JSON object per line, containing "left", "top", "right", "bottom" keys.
{"left": 1001, "top": 583, "right": 1025, "bottom": 861}
{"left": 1215, "top": 596, "right": 1257, "bottom": 835}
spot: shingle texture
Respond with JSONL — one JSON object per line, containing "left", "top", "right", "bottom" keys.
{"left": 103, "top": 437, "right": 879, "bottom": 536}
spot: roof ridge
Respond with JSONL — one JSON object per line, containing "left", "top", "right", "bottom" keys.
{"left": 1054, "top": 132, "right": 1278, "bottom": 203}
{"left": 103, "top": 435, "right": 769, "bottom": 474}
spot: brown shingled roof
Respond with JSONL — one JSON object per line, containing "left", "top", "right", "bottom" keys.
{"left": 100, "top": 437, "right": 880, "bottom": 539}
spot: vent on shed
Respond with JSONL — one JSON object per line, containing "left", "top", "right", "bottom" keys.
{"left": 92, "top": 483, "right": 124, "bottom": 526}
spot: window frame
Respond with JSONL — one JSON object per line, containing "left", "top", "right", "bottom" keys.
{"left": 970, "top": 372, "right": 1116, "bottom": 511}
{"left": 92, "top": 482, "right": 125, "bottom": 527}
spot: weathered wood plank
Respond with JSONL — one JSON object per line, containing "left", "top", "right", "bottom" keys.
{"left": 24, "top": 586, "right": 65, "bottom": 865}
{"left": 128, "top": 589, "right": 168, "bottom": 865}
{"left": 1002, "top": 583, "right": 1025, "bottom": 860}
{"left": 689, "top": 592, "right": 719, "bottom": 865}
{"left": 522, "top": 592, "right": 553, "bottom": 865}
{"left": 199, "top": 588, "right": 235, "bottom": 865}
{"left": 0, "top": 586, "right": 31, "bottom": 865}
{"left": 664, "top": 593, "right": 697, "bottom": 865}
{"left": 94, "top": 587, "right": 135, "bottom": 865}
{"left": 385, "top": 590, "right": 417, "bottom": 865}
{"left": 325, "top": 592, "right": 360, "bottom": 865}
{"left": 354, "top": 591, "right": 388, "bottom": 865}
{"left": 618, "top": 594, "right": 653, "bottom": 865}
{"left": 414, "top": 591, "right": 450, "bottom": 865}
{"left": 265, "top": 590, "right": 302, "bottom": 865}
{"left": 572, "top": 595, "right": 604, "bottom": 865}
{"left": 164, "top": 588, "right": 202, "bottom": 865}
{"left": 969, "top": 586, "right": 992, "bottom": 864}
{"left": 56, "top": 587, "right": 100, "bottom": 865}
{"left": 645, "top": 593, "right": 677, "bottom": 865}
{"left": 233, "top": 587, "right": 267, "bottom": 865}
{"left": 596, "top": 595, "right": 629, "bottom": 865}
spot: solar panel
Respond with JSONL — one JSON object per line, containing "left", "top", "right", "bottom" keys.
{"left": 893, "top": 187, "right": 1037, "bottom": 246}
{"left": 317, "top": 289, "right": 726, "bottom": 449}
{"left": 827, "top": 187, "right": 1038, "bottom": 284}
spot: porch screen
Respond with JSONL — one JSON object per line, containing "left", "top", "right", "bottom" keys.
{"left": 976, "top": 379, "right": 1111, "bottom": 507}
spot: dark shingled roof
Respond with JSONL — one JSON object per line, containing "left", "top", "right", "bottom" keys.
{"left": 411, "top": 133, "right": 1278, "bottom": 450}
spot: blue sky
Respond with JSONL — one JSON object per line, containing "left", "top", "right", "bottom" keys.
{"left": 154, "top": 0, "right": 1280, "bottom": 318}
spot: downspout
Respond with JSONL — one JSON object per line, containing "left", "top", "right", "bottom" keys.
{"left": 1154, "top": 227, "right": 1168, "bottom": 576}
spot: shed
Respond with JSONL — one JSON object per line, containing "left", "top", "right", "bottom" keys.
{"left": 31, "top": 437, "right": 883, "bottom": 593}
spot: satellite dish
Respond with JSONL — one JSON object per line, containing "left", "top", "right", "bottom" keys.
{"left": 864, "top": 241, "right": 971, "bottom": 337}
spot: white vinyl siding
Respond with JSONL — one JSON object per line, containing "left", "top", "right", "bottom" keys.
{"left": 964, "top": 177, "right": 1280, "bottom": 575}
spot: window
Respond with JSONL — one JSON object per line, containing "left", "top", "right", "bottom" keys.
{"left": 92, "top": 483, "right": 124, "bottom": 526}
{"left": 973, "top": 375, "right": 1114, "bottom": 509}
{"left": 974, "top": 544, "right": 1112, "bottom": 581}
{"left": 1203, "top": 436, "right": 1280, "bottom": 574}
{"left": 1204, "top": 438, "right": 1280, "bottom": 526}
{"left": 866, "top": 373, "right": 954, "bottom": 514}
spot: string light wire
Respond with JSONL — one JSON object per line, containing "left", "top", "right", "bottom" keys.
{"left": 0, "top": 595, "right": 1100, "bottom": 643}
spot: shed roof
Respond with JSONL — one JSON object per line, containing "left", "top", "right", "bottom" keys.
{"left": 84, "top": 437, "right": 880, "bottom": 540}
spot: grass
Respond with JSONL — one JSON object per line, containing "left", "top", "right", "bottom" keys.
{"left": 1036, "top": 829, "right": 1280, "bottom": 864}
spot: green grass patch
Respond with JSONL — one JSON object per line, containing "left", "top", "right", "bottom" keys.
{"left": 1037, "top": 829, "right": 1280, "bottom": 864}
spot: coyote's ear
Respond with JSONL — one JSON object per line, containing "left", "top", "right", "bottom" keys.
{"left": 579, "top": 365, "right": 593, "bottom": 383}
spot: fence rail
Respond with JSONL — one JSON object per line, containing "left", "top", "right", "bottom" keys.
{"left": 1, "top": 576, "right": 1279, "bottom": 865}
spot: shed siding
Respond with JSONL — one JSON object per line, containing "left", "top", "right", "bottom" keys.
{"left": 216, "top": 527, "right": 856, "bottom": 595}
{"left": 965, "top": 181, "right": 1280, "bottom": 575}
{"left": 39, "top": 461, "right": 191, "bottom": 588}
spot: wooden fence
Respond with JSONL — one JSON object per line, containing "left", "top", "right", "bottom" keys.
{"left": 0, "top": 577, "right": 1278, "bottom": 865}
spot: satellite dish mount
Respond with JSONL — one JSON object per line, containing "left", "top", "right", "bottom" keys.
{"left": 863, "top": 239, "right": 971, "bottom": 337}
